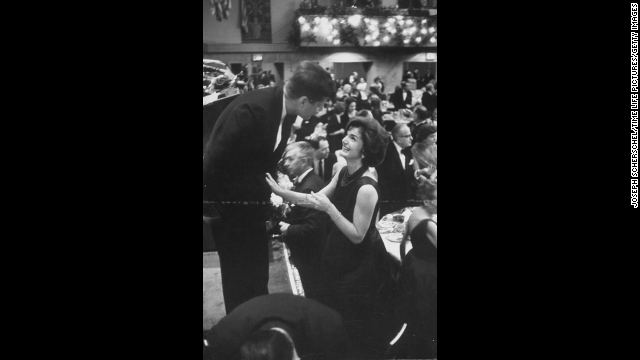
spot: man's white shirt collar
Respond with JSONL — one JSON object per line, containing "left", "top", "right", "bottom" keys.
{"left": 297, "top": 168, "right": 314, "bottom": 184}
{"left": 393, "top": 141, "right": 406, "bottom": 169}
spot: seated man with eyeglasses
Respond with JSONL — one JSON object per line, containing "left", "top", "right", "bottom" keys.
{"left": 375, "top": 123, "right": 420, "bottom": 216}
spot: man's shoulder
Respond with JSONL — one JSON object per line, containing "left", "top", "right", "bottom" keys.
{"left": 232, "top": 86, "right": 280, "bottom": 106}
{"left": 301, "top": 172, "right": 324, "bottom": 192}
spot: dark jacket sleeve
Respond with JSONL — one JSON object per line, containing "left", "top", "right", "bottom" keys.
{"left": 283, "top": 209, "right": 329, "bottom": 247}
{"left": 283, "top": 176, "right": 329, "bottom": 246}
{"left": 205, "top": 103, "right": 269, "bottom": 170}
{"left": 326, "top": 115, "right": 341, "bottom": 133}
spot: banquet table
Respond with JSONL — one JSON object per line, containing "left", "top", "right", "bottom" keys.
{"left": 377, "top": 207, "right": 415, "bottom": 265}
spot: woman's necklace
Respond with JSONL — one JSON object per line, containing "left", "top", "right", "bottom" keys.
{"left": 341, "top": 165, "right": 368, "bottom": 187}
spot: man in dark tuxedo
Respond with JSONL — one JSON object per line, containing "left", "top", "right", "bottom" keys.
{"left": 376, "top": 124, "right": 417, "bottom": 216}
{"left": 402, "top": 81, "right": 413, "bottom": 108}
{"left": 391, "top": 81, "right": 413, "bottom": 110}
{"left": 345, "top": 71, "right": 358, "bottom": 85}
{"left": 203, "top": 61, "right": 335, "bottom": 314}
{"left": 204, "top": 293, "right": 348, "bottom": 360}
{"left": 424, "top": 69, "right": 436, "bottom": 84}
{"left": 309, "top": 136, "right": 337, "bottom": 185}
{"left": 410, "top": 105, "right": 431, "bottom": 145}
{"left": 278, "top": 142, "right": 330, "bottom": 300}
{"left": 294, "top": 114, "right": 320, "bottom": 141}
{"left": 421, "top": 83, "right": 437, "bottom": 112}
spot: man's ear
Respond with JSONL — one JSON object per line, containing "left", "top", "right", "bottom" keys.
{"left": 297, "top": 96, "right": 309, "bottom": 108}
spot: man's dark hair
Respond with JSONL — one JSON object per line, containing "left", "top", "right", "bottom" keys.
{"left": 239, "top": 330, "right": 294, "bottom": 360}
{"left": 345, "top": 116, "right": 389, "bottom": 167}
{"left": 285, "top": 61, "right": 336, "bottom": 102}
{"left": 308, "top": 136, "right": 327, "bottom": 150}
{"left": 369, "top": 95, "right": 381, "bottom": 108}
{"left": 414, "top": 106, "right": 429, "bottom": 121}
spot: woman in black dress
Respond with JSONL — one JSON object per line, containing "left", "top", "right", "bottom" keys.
{"left": 396, "top": 178, "right": 437, "bottom": 359}
{"left": 266, "top": 117, "right": 394, "bottom": 358}
{"left": 341, "top": 97, "right": 357, "bottom": 129}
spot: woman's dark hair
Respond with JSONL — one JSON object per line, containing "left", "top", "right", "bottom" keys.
{"left": 333, "top": 101, "right": 346, "bottom": 114}
{"left": 344, "top": 97, "right": 357, "bottom": 110}
{"left": 415, "top": 125, "right": 437, "bottom": 143}
{"left": 285, "top": 61, "right": 336, "bottom": 102}
{"left": 345, "top": 116, "right": 389, "bottom": 167}
{"left": 239, "top": 330, "right": 294, "bottom": 360}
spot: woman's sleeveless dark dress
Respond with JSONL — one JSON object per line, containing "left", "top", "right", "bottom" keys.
{"left": 320, "top": 166, "right": 395, "bottom": 356}
{"left": 396, "top": 218, "right": 438, "bottom": 358}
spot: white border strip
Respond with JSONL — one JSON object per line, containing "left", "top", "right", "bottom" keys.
{"left": 282, "top": 243, "right": 300, "bottom": 295}
{"left": 389, "top": 323, "right": 407, "bottom": 345}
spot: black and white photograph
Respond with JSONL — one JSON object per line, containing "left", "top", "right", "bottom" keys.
{"left": 203, "top": 1, "right": 438, "bottom": 359}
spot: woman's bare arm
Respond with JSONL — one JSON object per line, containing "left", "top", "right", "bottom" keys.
{"left": 310, "top": 184, "right": 377, "bottom": 244}
{"left": 265, "top": 173, "right": 316, "bottom": 208}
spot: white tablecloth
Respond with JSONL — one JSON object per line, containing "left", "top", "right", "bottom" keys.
{"left": 377, "top": 208, "right": 415, "bottom": 264}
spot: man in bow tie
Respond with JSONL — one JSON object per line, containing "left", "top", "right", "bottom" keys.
{"left": 278, "top": 141, "right": 329, "bottom": 301}
{"left": 203, "top": 61, "right": 335, "bottom": 314}
{"left": 375, "top": 123, "right": 419, "bottom": 216}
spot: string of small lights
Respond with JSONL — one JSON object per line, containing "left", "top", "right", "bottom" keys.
{"left": 289, "top": 8, "right": 436, "bottom": 48}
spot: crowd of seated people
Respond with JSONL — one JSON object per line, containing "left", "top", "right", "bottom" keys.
{"left": 204, "top": 67, "right": 438, "bottom": 360}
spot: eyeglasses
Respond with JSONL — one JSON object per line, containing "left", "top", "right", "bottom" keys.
{"left": 397, "top": 134, "right": 412, "bottom": 138}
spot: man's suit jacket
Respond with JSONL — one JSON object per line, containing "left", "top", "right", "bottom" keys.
{"left": 295, "top": 115, "right": 320, "bottom": 141}
{"left": 282, "top": 171, "right": 330, "bottom": 298}
{"left": 315, "top": 153, "right": 338, "bottom": 185}
{"left": 391, "top": 88, "right": 412, "bottom": 109}
{"left": 203, "top": 86, "right": 297, "bottom": 225}
{"left": 404, "top": 89, "right": 413, "bottom": 108}
{"left": 284, "top": 170, "right": 327, "bottom": 247}
{"left": 421, "top": 91, "right": 437, "bottom": 112}
{"left": 376, "top": 141, "right": 416, "bottom": 216}
{"left": 204, "top": 293, "right": 347, "bottom": 360}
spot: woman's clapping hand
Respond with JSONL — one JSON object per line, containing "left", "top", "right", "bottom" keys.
{"left": 308, "top": 191, "right": 332, "bottom": 212}
{"left": 265, "top": 173, "right": 283, "bottom": 196}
